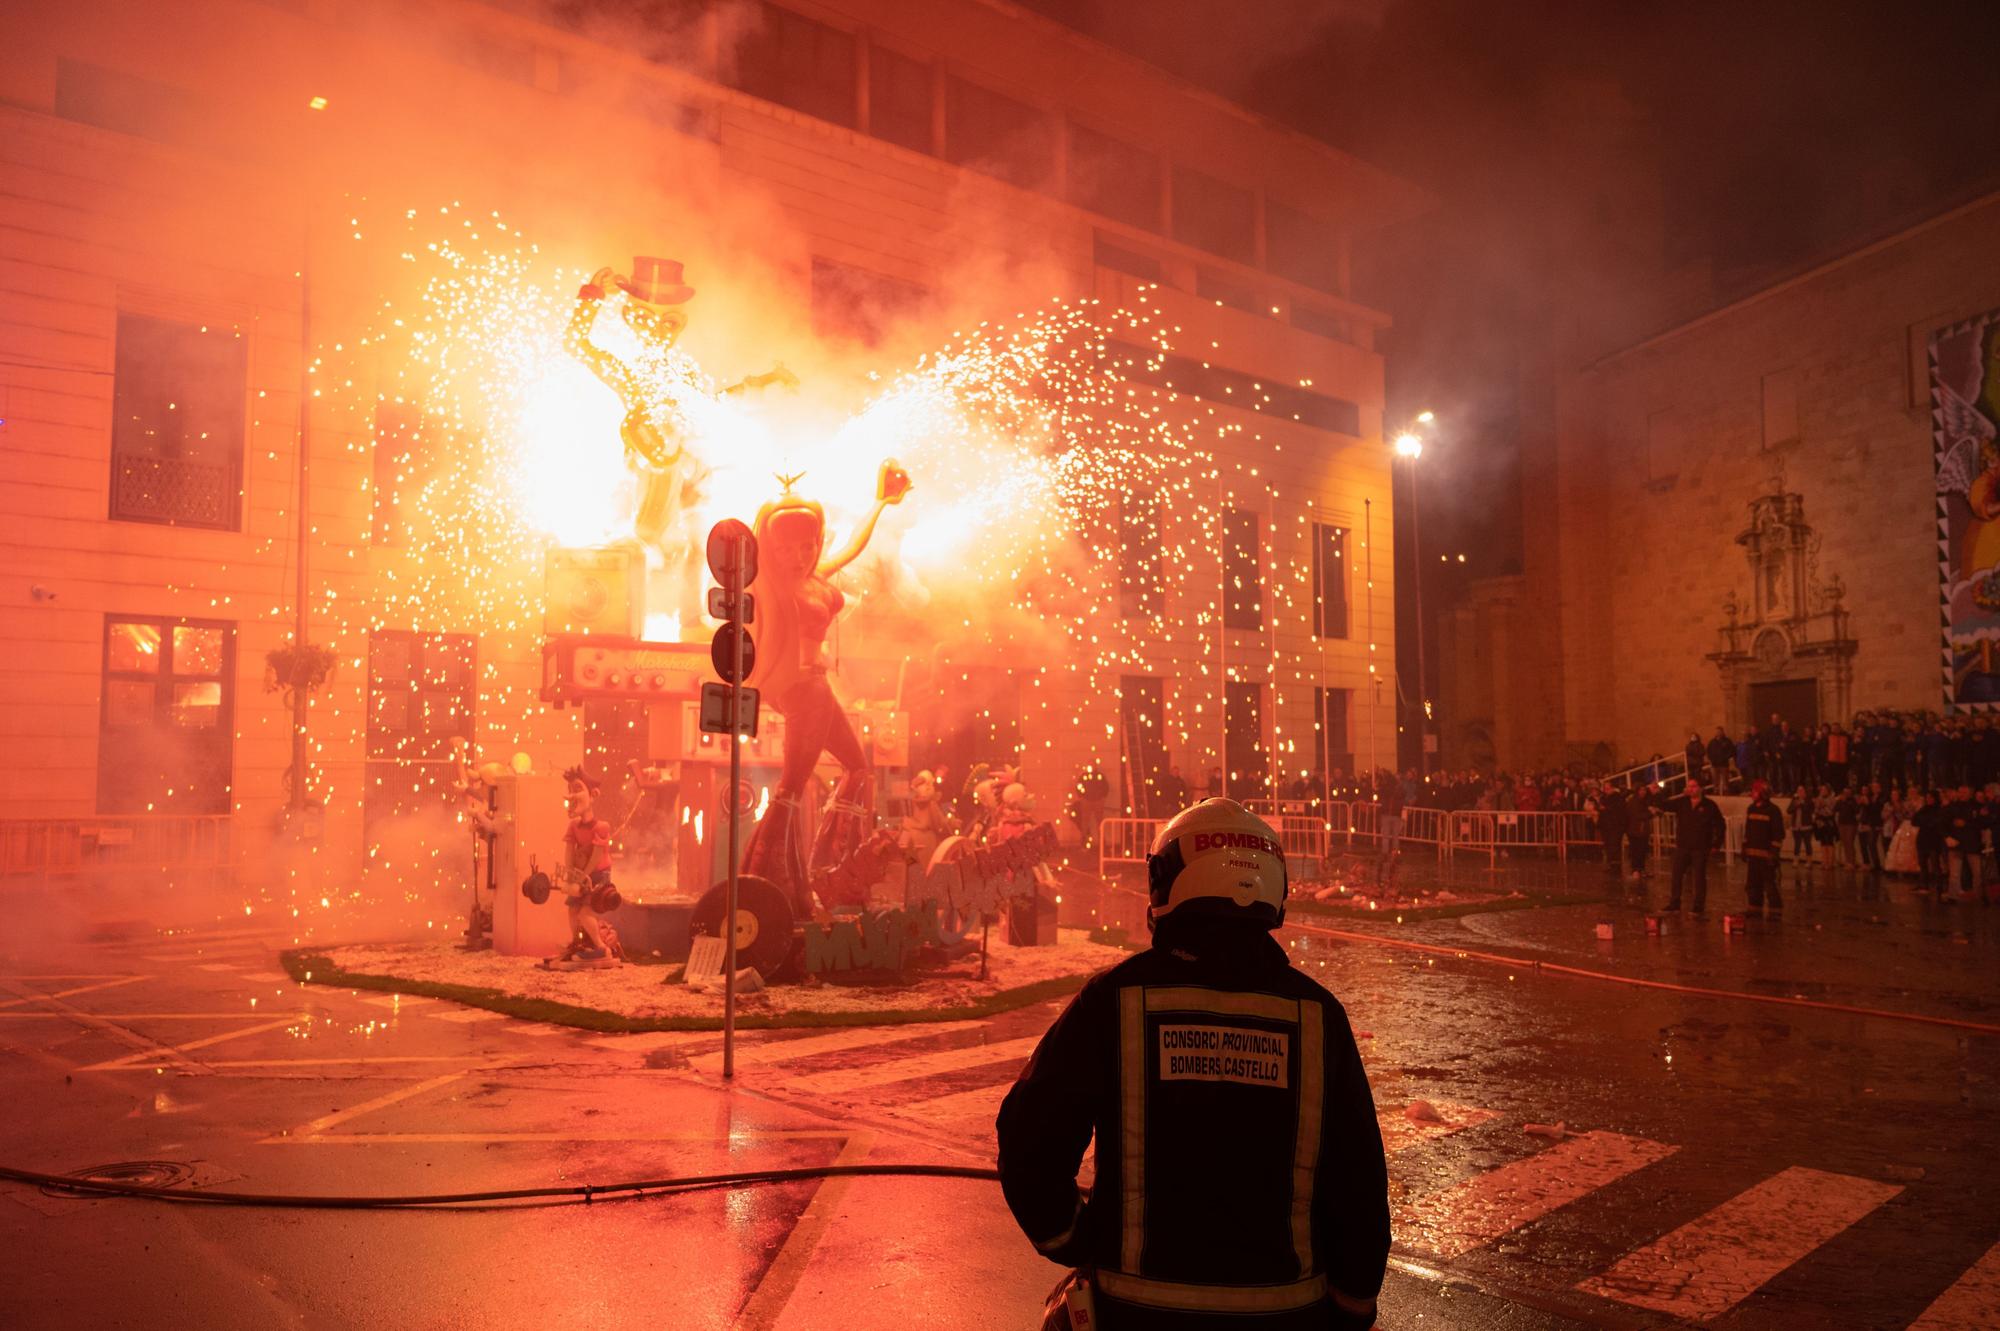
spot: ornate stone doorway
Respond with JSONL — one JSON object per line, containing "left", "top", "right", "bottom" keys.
{"left": 1748, "top": 678, "right": 1819, "bottom": 731}
{"left": 1709, "top": 486, "right": 1855, "bottom": 731}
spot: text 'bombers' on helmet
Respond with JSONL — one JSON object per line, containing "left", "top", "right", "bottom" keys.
{"left": 1145, "top": 797, "right": 1289, "bottom": 928}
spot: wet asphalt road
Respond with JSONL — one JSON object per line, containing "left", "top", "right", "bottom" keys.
{"left": 1, "top": 854, "right": 1996, "bottom": 1330}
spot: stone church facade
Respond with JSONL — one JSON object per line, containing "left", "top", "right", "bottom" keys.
{"left": 1444, "top": 189, "right": 2000, "bottom": 772}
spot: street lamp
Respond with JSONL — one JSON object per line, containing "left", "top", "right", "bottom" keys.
{"left": 1395, "top": 418, "right": 1431, "bottom": 775}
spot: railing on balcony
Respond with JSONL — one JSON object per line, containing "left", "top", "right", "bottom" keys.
{"left": 110, "top": 453, "right": 237, "bottom": 529}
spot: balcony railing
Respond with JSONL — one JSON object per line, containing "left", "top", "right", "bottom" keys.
{"left": 110, "top": 453, "right": 237, "bottom": 529}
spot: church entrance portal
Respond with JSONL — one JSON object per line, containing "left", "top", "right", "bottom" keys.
{"left": 1748, "top": 679, "right": 1819, "bottom": 732}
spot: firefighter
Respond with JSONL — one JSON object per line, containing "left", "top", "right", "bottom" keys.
{"left": 1741, "top": 779, "right": 1785, "bottom": 915}
{"left": 996, "top": 798, "right": 1388, "bottom": 1330}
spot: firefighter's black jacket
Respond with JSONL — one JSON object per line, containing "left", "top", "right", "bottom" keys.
{"left": 996, "top": 913, "right": 1388, "bottom": 1328}
{"left": 1741, "top": 797, "right": 1785, "bottom": 858}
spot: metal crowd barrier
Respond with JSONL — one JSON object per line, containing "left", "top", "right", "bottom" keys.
{"left": 1275, "top": 815, "right": 1331, "bottom": 862}
{"left": 1447, "top": 809, "right": 1591, "bottom": 864}
{"left": 1101, "top": 799, "right": 1666, "bottom": 873}
{"left": 0, "top": 815, "right": 234, "bottom": 891}
{"left": 1097, "top": 817, "right": 1165, "bottom": 878}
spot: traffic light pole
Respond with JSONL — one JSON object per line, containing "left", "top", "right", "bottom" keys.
{"left": 704, "top": 517, "right": 758, "bottom": 1083}
{"left": 723, "top": 625, "right": 741, "bottom": 1081}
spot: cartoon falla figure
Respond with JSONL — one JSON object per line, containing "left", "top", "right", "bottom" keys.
{"left": 565, "top": 259, "right": 697, "bottom": 556}
{"left": 566, "top": 258, "right": 799, "bottom": 569}
{"left": 738, "top": 463, "right": 912, "bottom": 916}
{"left": 547, "top": 766, "right": 622, "bottom": 970}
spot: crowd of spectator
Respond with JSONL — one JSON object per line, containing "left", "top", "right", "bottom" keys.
{"left": 1672, "top": 708, "right": 2000, "bottom": 795}
{"left": 1227, "top": 707, "right": 2000, "bottom": 902}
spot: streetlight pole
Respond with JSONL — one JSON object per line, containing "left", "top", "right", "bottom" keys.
{"left": 1394, "top": 420, "right": 1431, "bottom": 778}
{"left": 290, "top": 96, "right": 325, "bottom": 815}
{"left": 1409, "top": 454, "right": 1426, "bottom": 778}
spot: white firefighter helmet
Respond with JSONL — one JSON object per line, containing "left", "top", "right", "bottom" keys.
{"left": 1146, "top": 798, "right": 1288, "bottom": 928}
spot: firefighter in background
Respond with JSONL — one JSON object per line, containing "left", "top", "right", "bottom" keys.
{"left": 1741, "top": 779, "right": 1786, "bottom": 916}
{"left": 996, "top": 798, "right": 1389, "bottom": 1329}
{"left": 738, "top": 464, "right": 911, "bottom": 916}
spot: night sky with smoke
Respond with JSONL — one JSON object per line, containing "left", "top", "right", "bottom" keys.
{"left": 1027, "top": 0, "right": 2000, "bottom": 725}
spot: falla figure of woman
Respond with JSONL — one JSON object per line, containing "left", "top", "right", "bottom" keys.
{"left": 739, "top": 461, "right": 913, "bottom": 914}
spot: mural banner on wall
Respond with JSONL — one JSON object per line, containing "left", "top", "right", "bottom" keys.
{"left": 1932, "top": 307, "right": 2000, "bottom": 710}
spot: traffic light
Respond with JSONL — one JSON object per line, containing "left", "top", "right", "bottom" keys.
{"left": 701, "top": 518, "right": 759, "bottom": 738}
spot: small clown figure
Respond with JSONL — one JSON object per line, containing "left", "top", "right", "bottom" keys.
{"left": 992, "top": 780, "right": 1038, "bottom": 845}
{"left": 738, "top": 462, "right": 912, "bottom": 915}
{"left": 899, "top": 767, "right": 957, "bottom": 869}
{"left": 548, "top": 766, "right": 622, "bottom": 969}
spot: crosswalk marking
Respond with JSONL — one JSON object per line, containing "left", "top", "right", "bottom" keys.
{"left": 892, "top": 1080, "right": 1014, "bottom": 1127}
{"left": 194, "top": 963, "right": 243, "bottom": 972}
{"left": 1909, "top": 1239, "right": 2000, "bottom": 1330}
{"left": 289, "top": 1073, "right": 467, "bottom": 1137}
{"left": 1578, "top": 1166, "right": 1902, "bottom": 1320}
{"left": 0, "top": 976, "right": 147, "bottom": 1009}
{"left": 1399, "top": 1130, "right": 1676, "bottom": 1261}
{"left": 783, "top": 1035, "right": 1042, "bottom": 1098}
{"left": 1379, "top": 1100, "right": 1499, "bottom": 1155}
{"left": 430, "top": 1007, "right": 505, "bottom": 1024}
{"left": 687, "top": 1021, "right": 983, "bottom": 1076}
{"left": 242, "top": 971, "right": 292, "bottom": 983}
{"left": 362, "top": 994, "right": 434, "bottom": 1009}
{"left": 585, "top": 1030, "right": 711, "bottom": 1052}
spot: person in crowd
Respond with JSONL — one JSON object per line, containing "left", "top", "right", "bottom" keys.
{"left": 1823, "top": 723, "right": 1849, "bottom": 792}
{"left": 1834, "top": 786, "right": 1860, "bottom": 869}
{"left": 1943, "top": 785, "right": 1980, "bottom": 900}
{"left": 1979, "top": 787, "right": 2000, "bottom": 888}
{"left": 1627, "top": 783, "right": 1654, "bottom": 880}
{"left": 1796, "top": 723, "right": 1817, "bottom": 793}
{"left": 1877, "top": 715, "right": 1906, "bottom": 788}
{"left": 1813, "top": 785, "right": 1840, "bottom": 872}
{"left": 1736, "top": 726, "right": 1758, "bottom": 790}
{"left": 1597, "top": 782, "right": 1628, "bottom": 879}
{"left": 1924, "top": 720, "right": 1950, "bottom": 790}
{"left": 1781, "top": 720, "right": 1807, "bottom": 792}
{"left": 1516, "top": 777, "right": 1543, "bottom": 812}
{"left": 1707, "top": 727, "right": 1736, "bottom": 792}
{"left": 1915, "top": 789, "right": 1949, "bottom": 893}
{"left": 1789, "top": 785, "right": 1817, "bottom": 872}
{"left": 1758, "top": 721, "right": 1785, "bottom": 786}
{"left": 1663, "top": 778, "right": 1726, "bottom": 913}
{"left": 1884, "top": 789, "right": 1922, "bottom": 875}
{"left": 1683, "top": 732, "right": 1706, "bottom": 785}
{"left": 1856, "top": 783, "right": 1884, "bottom": 870}
{"left": 1375, "top": 769, "right": 1405, "bottom": 884}
{"left": 1741, "top": 780, "right": 1785, "bottom": 916}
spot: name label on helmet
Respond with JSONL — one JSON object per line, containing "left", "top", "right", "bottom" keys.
{"left": 1157, "top": 1024, "right": 1289, "bottom": 1088}
{"left": 1188, "top": 831, "right": 1281, "bottom": 857}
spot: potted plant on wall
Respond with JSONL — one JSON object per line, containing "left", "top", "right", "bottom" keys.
{"left": 266, "top": 640, "right": 339, "bottom": 826}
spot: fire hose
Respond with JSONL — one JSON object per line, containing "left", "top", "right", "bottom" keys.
{"left": 0, "top": 1160, "right": 1002, "bottom": 1210}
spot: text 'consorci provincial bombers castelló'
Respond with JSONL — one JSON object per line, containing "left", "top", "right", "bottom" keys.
{"left": 1157, "top": 1024, "right": 1291, "bottom": 1088}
